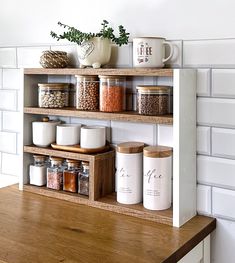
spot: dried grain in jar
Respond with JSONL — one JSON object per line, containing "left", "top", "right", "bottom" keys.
{"left": 99, "top": 75, "right": 126, "bottom": 112}
{"left": 38, "top": 83, "right": 69, "bottom": 108}
{"left": 76, "top": 75, "right": 99, "bottom": 110}
{"left": 136, "top": 85, "right": 170, "bottom": 115}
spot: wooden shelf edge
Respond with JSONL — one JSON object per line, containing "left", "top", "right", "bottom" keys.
{"left": 23, "top": 185, "right": 173, "bottom": 226}
{"left": 24, "top": 145, "right": 115, "bottom": 161}
{"left": 24, "top": 67, "right": 174, "bottom": 77}
{"left": 24, "top": 107, "right": 173, "bottom": 124}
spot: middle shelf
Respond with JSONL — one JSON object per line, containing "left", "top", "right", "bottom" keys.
{"left": 24, "top": 107, "right": 173, "bottom": 124}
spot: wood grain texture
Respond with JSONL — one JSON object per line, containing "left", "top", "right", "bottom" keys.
{"left": 0, "top": 185, "right": 215, "bottom": 263}
{"left": 24, "top": 67, "right": 173, "bottom": 77}
{"left": 24, "top": 107, "right": 173, "bottom": 124}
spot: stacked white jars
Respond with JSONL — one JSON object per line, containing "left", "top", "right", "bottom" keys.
{"left": 116, "top": 142, "right": 144, "bottom": 204}
{"left": 143, "top": 146, "right": 173, "bottom": 210}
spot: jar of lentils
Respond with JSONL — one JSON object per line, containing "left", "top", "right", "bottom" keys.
{"left": 38, "top": 83, "right": 69, "bottom": 108}
{"left": 76, "top": 75, "right": 99, "bottom": 110}
{"left": 99, "top": 75, "right": 126, "bottom": 112}
{"left": 136, "top": 85, "right": 170, "bottom": 115}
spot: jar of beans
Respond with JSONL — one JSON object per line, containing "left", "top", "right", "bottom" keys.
{"left": 38, "top": 83, "right": 69, "bottom": 108}
{"left": 99, "top": 75, "right": 126, "bottom": 112}
{"left": 76, "top": 75, "right": 99, "bottom": 111}
{"left": 136, "top": 85, "right": 170, "bottom": 115}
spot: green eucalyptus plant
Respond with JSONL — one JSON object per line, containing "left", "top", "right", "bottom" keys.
{"left": 50, "top": 20, "right": 130, "bottom": 46}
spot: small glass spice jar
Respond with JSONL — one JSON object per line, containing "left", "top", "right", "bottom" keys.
{"left": 78, "top": 161, "right": 89, "bottom": 196}
{"left": 99, "top": 75, "right": 126, "bottom": 112}
{"left": 38, "top": 83, "right": 69, "bottom": 108}
{"left": 47, "top": 157, "right": 64, "bottom": 190}
{"left": 136, "top": 85, "right": 170, "bottom": 115}
{"left": 29, "top": 155, "right": 47, "bottom": 186}
{"left": 63, "top": 159, "right": 80, "bottom": 193}
{"left": 116, "top": 142, "right": 145, "bottom": 204}
{"left": 143, "top": 145, "right": 173, "bottom": 211}
{"left": 76, "top": 75, "right": 99, "bottom": 110}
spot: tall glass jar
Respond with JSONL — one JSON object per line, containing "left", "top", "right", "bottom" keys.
{"left": 38, "top": 83, "right": 69, "bottom": 108}
{"left": 29, "top": 155, "right": 47, "bottom": 186}
{"left": 63, "top": 159, "right": 80, "bottom": 193}
{"left": 47, "top": 157, "right": 64, "bottom": 190}
{"left": 76, "top": 75, "right": 99, "bottom": 110}
{"left": 78, "top": 161, "right": 89, "bottom": 196}
{"left": 99, "top": 75, "right": 126, "bottom": 112}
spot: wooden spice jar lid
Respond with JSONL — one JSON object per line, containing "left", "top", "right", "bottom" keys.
{"left": 117, "top": 142, "right": 145, "bottom": 154}
{"left": 144, "top": 145, "right": 173, "bottom": 158}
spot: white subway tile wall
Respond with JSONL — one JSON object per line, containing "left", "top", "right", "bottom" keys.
{"left": 0, "top": 39, "right": 235, "bottom": 263}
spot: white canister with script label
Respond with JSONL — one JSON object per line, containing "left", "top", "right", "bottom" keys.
{"left": 143, "top": 146, "right": 173, "bottom": 210}
{"left": 116, "top": 142, "right": 145, "bottom": 205}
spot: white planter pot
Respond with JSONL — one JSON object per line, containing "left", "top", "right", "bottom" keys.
{"left": 77, "top": 37, "right": 111, "bottom": 68}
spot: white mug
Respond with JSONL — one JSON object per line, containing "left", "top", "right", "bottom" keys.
{"left": 133, "top": 37, "right": 173, "bottom": 68}
{"left": 80, "top": 126, "right": 106, "bottom": 149}
{"left": 56, "top": 124, "right": 81, "bottom": 146}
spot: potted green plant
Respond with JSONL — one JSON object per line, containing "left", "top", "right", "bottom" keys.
{"left": 51, "top": 20, "right": 130, "bottom": 68}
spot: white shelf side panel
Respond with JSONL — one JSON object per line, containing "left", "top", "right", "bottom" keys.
{"left": 173, "top": 69, "right": 197, "bottom": 227}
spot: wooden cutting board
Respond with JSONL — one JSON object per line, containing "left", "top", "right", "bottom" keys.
{"left": 51, "top": 143, "right": 110, "bottom": 154}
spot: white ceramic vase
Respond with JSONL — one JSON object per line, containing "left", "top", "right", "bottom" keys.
{"left": 77, "top": 37, "right": 111, "bottom": 68}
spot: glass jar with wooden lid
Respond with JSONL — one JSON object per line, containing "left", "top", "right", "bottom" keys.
{"left": 116, "top": 141, "right": 145, "bottom": 205}
{"left": 99, "top": 75, "right": 126, "bottom": 112}
{"left": 143, "top": 145, "right": 173, "bottom": 210}
{"left": 136, "top": 85, "right": 170, "bottom": 115}
{"left": 75, "top": 75, "right": 99, "bottom": 110}
{"left": 38, "top": 83, "right": 69, "bottom": 108}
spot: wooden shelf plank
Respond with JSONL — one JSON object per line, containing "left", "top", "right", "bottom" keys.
{"left": 24, "top": 145, "right": 115, "bottom": 161}
{"left": 24, "top": 67, "right": 173, "bottom": 77}
{"left": 96, "top": 193, "right": 173, "bottom": 225}
{"left": 24, "top": 184, "right": 173, "bottom": 226}
{"left": 24, "top": 107, "right": 173, "bottom": 124}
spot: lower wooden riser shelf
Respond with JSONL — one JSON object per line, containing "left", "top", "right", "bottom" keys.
{"left": 23, "top": 184, "right": 173, "bottom": 226}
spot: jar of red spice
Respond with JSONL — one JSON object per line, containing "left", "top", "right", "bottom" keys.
{"left": 99, "top": 75, "right": 126, "bottom": 112}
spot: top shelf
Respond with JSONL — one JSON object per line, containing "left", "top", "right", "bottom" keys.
{"left": 24, "top": 68, "right": 173, "bottom": 77}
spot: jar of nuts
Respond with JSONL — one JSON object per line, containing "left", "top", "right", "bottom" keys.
{"left": 38, "top": 83, "right": 69, "bottom": 108}
{"left": 136, "top": 85, "right": 170, "bottom": 115}
{"left": 99, "top": 75, "right": 126, "bottom": 112}
{"left": 75, "top": 75, "right": 99, "bottom": 111}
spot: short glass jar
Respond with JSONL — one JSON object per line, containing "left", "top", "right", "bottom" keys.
{"left": 29, "top": 155, "right": 47, "bottom": 186}
{"left": 136, "top": 85, "right": 170, "bottom": 115}
{"left": 47, "top": 157, "right": 64, "bottom": 190}
{"left": 78, "top": 161, "right": 89, "bottom": 196}
{"left": 38, "top": 83, "right": 69, "bottom": 108}
{"left": 63, "top": 159, "right": 80, "bottom": 193}
{"left": 76, "top": 75, "right": 99, "bottom": 110}
{"left": 99, "top": 75, "right": 126, "bottom": 112}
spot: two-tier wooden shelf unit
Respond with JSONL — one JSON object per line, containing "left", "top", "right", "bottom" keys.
{"left": 20, "top": 67, "right": 197, "bottom": 227}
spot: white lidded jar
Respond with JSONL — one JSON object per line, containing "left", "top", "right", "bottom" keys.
{"left": 143, "top": 146, "right": 173, "bottom": 210}
{"left": 29, "top": 155, "right": 47, "bottom": 186}
{"left": 116, "top": 142, "right": 145, "bottom": 205}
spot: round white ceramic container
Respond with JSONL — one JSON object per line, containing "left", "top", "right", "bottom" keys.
{"left": 80, "top": 126, "right": 106, "bottom": 149}
{"left": 32, "top": 120, "right": 60, "bottom": 147}
{"left": 56, "top": 124, "right": 81, "bottom": 145}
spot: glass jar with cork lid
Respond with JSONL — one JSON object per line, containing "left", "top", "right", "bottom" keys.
{"left": 47, "top": 157, "right": 64, "bottom": 190}
{"left": 78, "top": 161, "right": 89, "bottom": 196}
{"left": 99, "top": 75, "right": 126, "bottom": 112}
{"left": 63, "top": 159, "right": 80, "bottom": 193}
{"left": 29, "top": 155, "right": 47, "bottom": 186}
{"left": 136, "top": 85, "right": 170, "bottom": 115}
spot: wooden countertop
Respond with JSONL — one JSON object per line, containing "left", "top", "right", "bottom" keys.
{"left": 0, "top": 185, "right": 216, "bottom": 263}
